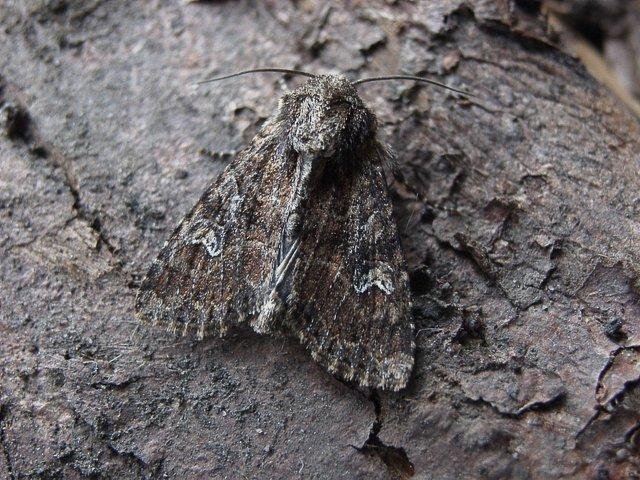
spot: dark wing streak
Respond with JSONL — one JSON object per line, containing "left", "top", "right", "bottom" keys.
{"left": 279, "top": 201, "right": 331, "bottom": 347}
{"left": 280, "top": 143, "right": 414, "bottom": 390}
{"left": 349, "top": 157, "right": 414, "bottom": 389}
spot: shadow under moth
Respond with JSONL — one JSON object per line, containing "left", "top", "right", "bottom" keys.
{"left": 135, "top": 68, "right": 469, "bottom": 391}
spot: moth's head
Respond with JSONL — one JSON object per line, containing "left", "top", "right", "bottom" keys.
{"left": 280, "top": 75, "right": 376, "bottom": 158}
{"left": 198, "top": 69, "right": 473, "bottom": 159}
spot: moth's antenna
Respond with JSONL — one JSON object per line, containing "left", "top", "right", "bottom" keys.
{"left": 353, "top": 75, "right": 475, "bottom": 98}
{"left": 197, "top": 68, "right": 315, "bottom": 84}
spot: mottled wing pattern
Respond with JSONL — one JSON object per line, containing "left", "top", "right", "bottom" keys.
{"left": 135, "top": 121, "right": 295, "bottom": 338}
{"left": 279, "top": 144, "right": 415, "bottom": 391}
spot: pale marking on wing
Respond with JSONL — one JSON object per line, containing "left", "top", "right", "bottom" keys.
{"left": 274, "top": 238, "right": 301, "bottom": 287}
{"left": 186, "top": 174, "right": 242, "bottom": 258}
{"left": 199, "top": 224, "right": 225, "bottom": 257}
{"left": 354, "top": 261, "right": 395, "bottom": 295}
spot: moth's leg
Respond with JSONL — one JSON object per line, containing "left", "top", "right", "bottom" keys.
{"left": 254, "top": 238, "right": 300, "bottom": 334}
{"left": 274, "top": 238, "right": 300, "bottom": 288}
{"left": 381, "top": 143, "right": 427, "bottom": 202}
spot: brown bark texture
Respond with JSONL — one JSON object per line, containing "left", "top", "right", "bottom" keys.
{"left": 1, "top": 1, "right": 639, "bottom": 479}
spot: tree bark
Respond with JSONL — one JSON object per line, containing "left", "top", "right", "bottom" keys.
{"left": 1, "top": 1, "right": 639, "bottom": 479}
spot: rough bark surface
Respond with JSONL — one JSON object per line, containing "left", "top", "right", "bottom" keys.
{"left": 1, "top": 1, "right": 639, "bottom": 479}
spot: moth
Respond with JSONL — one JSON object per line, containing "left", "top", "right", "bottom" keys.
{"left": 135, "top": 68, "right": 469, "bottom": 391}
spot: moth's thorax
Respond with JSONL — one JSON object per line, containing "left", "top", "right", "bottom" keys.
{"left": 280, "top": 75, "right": 377, "bottom": 159}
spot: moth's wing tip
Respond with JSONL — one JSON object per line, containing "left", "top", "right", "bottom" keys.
{"left": 132, "top": 308, "right": 147, "bottom": 324}
{"left": 306, "top": 337, "right": 415, "bottom": 392}
{"left": 133, "top": 291, "right": 150, "bottom": 322}
{"left": 367, "top": 354, "right": 415, "bottom": 392}
{"left": 132, "top": 288, "right": 173, "bottom": 331}
{"left": 341, "top": 367, "right": 412, "bottom": 392}
{"left": 133, "top": 286, "right": 157, "bottom": 323}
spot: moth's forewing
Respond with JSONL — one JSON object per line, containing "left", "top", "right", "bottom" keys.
{"left": 135, "top": 120, "right": 295, "bottom": 338}
{"left": 277, "top": 143, "right": 414, "bottom": 391}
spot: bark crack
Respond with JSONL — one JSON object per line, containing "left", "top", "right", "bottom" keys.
{"left": 465, "top": 391, "right": 566, "bottom": 419}
{"left": 595, "top": 345, "right": 640, "bottom": 407}
{"left": 357, "top": 392, "right": 415, "bottom": 479}
{"left": 436, "top": 231, "right": 523, "bottom": 312}
{"left": 70, "top": 404, "right": 158, "bottom": 476}
{"left": 577, "top": 345, "right": 640, "bottom": 439}
{"left": 0, "top": 74, "right": 116, "bottom": 255}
